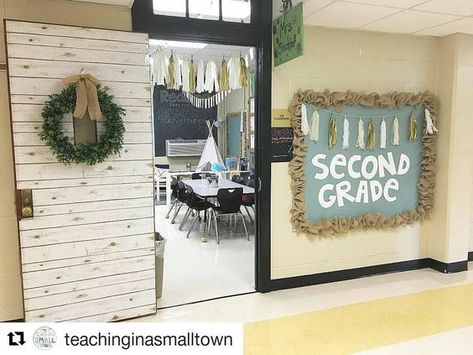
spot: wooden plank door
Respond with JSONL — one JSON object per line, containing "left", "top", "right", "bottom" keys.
{"left": 4, "top": 20, "right": 156, "bottom": 322}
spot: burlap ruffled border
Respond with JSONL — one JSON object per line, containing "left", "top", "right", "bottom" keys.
{"left": 288, "top": 89, "right": 439, "bottom": 236}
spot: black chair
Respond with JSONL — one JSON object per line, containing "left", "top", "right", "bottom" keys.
{"left": 208, "top": 188, "right": 249, "bottom": 244}
{"left": 170, "top": 180, "right": 189, "bottom": 224}
{"left": 241, "top": 180, "right": 256, "bottom": 224}
{"left": 231, "top": 175, "right": 244, "bottom": 184}
{"left": 165, "top": 177, "right": 179, "bottom": 219}
{"left": 179, "top": 185, "right": 214, "bottom": 238}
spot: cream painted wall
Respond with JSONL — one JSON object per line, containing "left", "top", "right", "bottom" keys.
{"left": 0, "top": 0, "right": 132, "bottom": 321}
{"left": 271, "top": 27, "right": 438, "bottom": 279}
{"left": 431, "top": 34, "right": 473, "bottom": 261}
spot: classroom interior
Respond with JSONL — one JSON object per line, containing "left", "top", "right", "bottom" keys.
{"left": 150, "top": 40, "right": 257, "bottom": 308}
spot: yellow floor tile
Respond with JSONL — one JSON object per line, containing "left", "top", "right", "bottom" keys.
{"left": 244, "top": 282, "right": 473, "bottom": 355}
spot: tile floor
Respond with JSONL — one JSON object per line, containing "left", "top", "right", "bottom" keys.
{"left": 154, "top": 205, "right": 256, "bottom": 308}
{"left": 135, "top": 262, "right": 473, "bottom": 323}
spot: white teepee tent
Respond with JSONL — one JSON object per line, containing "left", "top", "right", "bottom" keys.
{"left": 196, "top": 121, "right": 225, "bottom": 172}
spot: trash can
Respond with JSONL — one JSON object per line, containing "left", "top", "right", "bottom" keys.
{"left": 155, "top": 232, "right": 166, "bottom": 298}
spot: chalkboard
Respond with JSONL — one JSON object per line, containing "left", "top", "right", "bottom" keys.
{"left": 153, "top": 85, "right": 217, "bottom": 156}
{"left": 272, "top": 127, "right": 293, "bottom": 162}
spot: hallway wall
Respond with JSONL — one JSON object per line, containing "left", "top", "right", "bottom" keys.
{"left": 0, "top": 0, "right": 132, "bottom": 321}
{"left": 271, "top": 27, "right": 439, "bottom": 279}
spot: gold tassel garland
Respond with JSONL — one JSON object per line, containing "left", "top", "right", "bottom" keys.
{"left": 409, "top": 112, "right": 417, "bottom": 141}
{"left": 367, "top": 119, "right": 375, "bottom": 150}
{"left": 220, "top": 57, "right": 230, "bottom": 92}
{"left": 239, "top": 56, "right": 249, "bottom": 88}
{"left": 189, "top": 58, "right": 196, "bottom": 93}
{"left": 167, "top": 50, "right": 175, "bottom": 90}
{"left": 328, "top": 115, "right": 337, "bottom": 148}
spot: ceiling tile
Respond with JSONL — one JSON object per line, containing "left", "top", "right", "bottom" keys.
{"left": 414, "top": 0, "right": 473, "bottom": 16}
{"left": 68, "top": 0, "right": 134, "bottom": 6}
{"left": 305, "top": 2, "right": 400, "bottom": 29}
{"left": 362, "top": 9, "right": 460, "bottom": 33}
{"left": 303, "top": 0, "right": 335, "bottom": 16}
{"left": 344, "top": 0, "right": 428, "bottom": 9}
{"left": 416, "top": 17, "right": 473, "bottom": 36}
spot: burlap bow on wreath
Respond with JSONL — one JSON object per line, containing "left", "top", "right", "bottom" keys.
{"left": 63, "top": 73, "right": 102, "bottom": 120}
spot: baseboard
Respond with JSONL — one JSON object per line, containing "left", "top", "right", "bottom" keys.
{"left": 429, "top": 258, "right": 468, "bottom": 273}
{"left": 468, "top": 252, "right": 473, "bottom": 262}
{"left": 270, "top": 258, "right": 468, "bottom": 292}
{"left": 270, "top": 258, "right": 431, "bottom": 291}
{"left": 1, "top": 319, "right": 24, "bottom": 322}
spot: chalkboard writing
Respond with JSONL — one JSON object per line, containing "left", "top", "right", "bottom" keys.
{"left": 154, "top": 85, "right": 217, "bottom": 156}
{"left": 272, "top": 127, "right": 293, "bottom": 162}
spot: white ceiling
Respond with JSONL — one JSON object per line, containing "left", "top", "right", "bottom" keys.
{"left": 71, "top": 0, "right": 473, "bottom": 37}
{"left": 67, "top": 0, "right": 134, "bottom": 7}
{"left": 275, "top": 0, "right": 473, "bottom": 37}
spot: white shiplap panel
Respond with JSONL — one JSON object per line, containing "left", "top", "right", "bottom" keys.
{"left": 16, "top": 160, "right": 154, "bottom": 181}
{"left": 8, "top": 44, "right": 147, "bottom": 66}
{"left": 23, "top": 247, "right": 154, "bottom": 273}
{"left": 23, "top": 255, "right": 154, "bottom": 289}
{"left": 11, "top": 95, "right": 152, "bottom": 107}
{"left": 10, "top": 77, "right": 151, "bottom": 98}
{"left": 17, "top": 174, "right": 154, "bottom": 190}
{"left": 20, "top": 218, "right": 154, "bottom": 247}
{"left": 35, "top": 197, "right": 154, "bottom": 217}
{"left": 12, "top": 122, "right": 151, "bottom": 134}
{"left": 7, "top": 33, "right": 149, "bottom": 54}
{"left": 25, "top": 278, "right": 155, "bottom": 312}
{"left": 8, "top": 58, "right": 149, "bottom": 83}
{"left": 26, "top": 289, "right": 156, "bottom": 322}
{"left": 6, "top": 21, "right": 148, "bottom": 43}
{"left": 24, "top": 269, "right": 155, "bottom": 298}
{"left": 21, "top": 233, "right": 154, "bottom": 263}
{"left": 6, "top": 20, "right": 155, "bottom": 322}
{"left": 13, "top": 131, "right": 152, "bottom": 146}
{"left": 33, "top": 182, "right": 153, "bottom": 206}
{"left": 12, "top": 104, "right": 151, "bottom": 122}
{"left": 15, "top": 144, "right": 153, "bottom": 164}
{"left": 19, "top": 207, "right": 153, "bottom": 231}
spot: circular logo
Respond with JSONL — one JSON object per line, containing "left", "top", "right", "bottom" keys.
{"left": 33, "top": 327, "right": 57, "bottom": 350}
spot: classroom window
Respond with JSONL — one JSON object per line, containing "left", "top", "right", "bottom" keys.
{"left": 153, "top": 0, "right": 252, "bottom": 23}
{"left": 153, "top": 0, "right": 186, "bottom": 17}
{"left": 189, "top": 0, "right": 219, "bottom": 20}
{"left": 222, "top": 0, "right": 251, "bottom": 23}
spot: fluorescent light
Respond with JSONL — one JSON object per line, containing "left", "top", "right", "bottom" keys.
{"left": 149, "top": 39, "right": 208, "bottom": 49}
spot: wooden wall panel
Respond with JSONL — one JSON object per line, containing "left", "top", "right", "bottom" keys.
{"left": 5, "top": 20, "right": 156, "bottom": 322}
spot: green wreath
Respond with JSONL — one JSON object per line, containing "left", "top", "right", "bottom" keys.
{"left": 40, "top": 85, "right": 125, "bottom": 165}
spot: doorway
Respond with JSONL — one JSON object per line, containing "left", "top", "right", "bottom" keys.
{"left": 151, "top": 40, "right": 258, "bottom": 307}
{"left": 132, "top": 0, "right": 273, "bottom": 297}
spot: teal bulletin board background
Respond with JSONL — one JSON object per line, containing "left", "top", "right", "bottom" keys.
{"left": 227, "top": 114, "right": 241, "bottom": 157}
{"left": 304, "top": 104, "right": 424, "bottom": 222}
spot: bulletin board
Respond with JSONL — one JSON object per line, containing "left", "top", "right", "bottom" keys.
{"left": 288, "top": 90, "right": 439, "bottom": 236}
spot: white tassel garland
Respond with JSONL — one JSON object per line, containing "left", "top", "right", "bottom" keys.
{"left": 380, "top": 118, "right": 387, "bottom": 149}
{"left": 309, "top": 109, "right": 320, "bottom": 142}
{"left": 425, "top": 108, "right": 438, "bottom": 135}
{"left": 342, "top": 116, "right": 350, "bottom": 149}
{"left": 392, "top": 116, "right": 399, "bottom": 145}
{"left": 300, "top": 103, "right": 310, "bottom": 136}
{"left": 356, "top": 118, "right": 365, "bottom": 150}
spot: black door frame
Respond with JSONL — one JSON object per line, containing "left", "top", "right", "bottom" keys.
{"left": 132, "top": 0, "right": 273, "bottom": 292}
